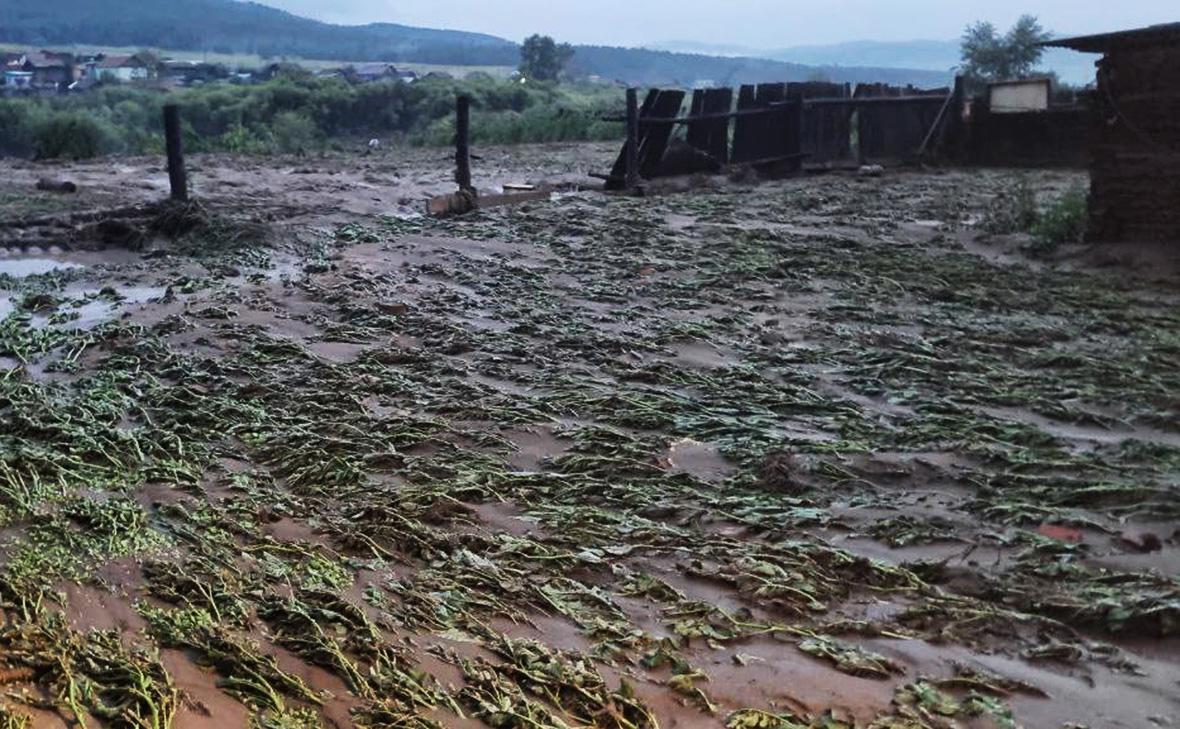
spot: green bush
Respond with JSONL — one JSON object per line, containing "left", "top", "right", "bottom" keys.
{"left": 0, "top": 100, "right": 47, "bottom": 156}
{"left": 1031, "top": 187, "right": 1088, "bottom": 253}
{"left": 271, "top": 111, "right": 320, "bottom": 154}
{"left": 982, "top": 177, "right": 1038, "bottom": 234}
{"left": 33, "top": 112, "right": 117, "bottom": 160}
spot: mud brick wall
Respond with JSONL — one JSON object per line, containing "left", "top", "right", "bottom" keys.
{"left": 1089, "top": 46, "right": 1180, "bottom": 243}
{"left": 967, "top": 105, "right": 1091, "bottom": 168}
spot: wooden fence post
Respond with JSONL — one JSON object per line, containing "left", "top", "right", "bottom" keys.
{"left": 455, "top": 95, "right": 473, "bottom": 193}
{"left": 625, "top": 88, "right": 640, "bottom": 190}
{"left": 163, "top": 104, "right": 188, "bottom": 202}
{"left": 947, "top": 75, "right": 967, "bottom": 161}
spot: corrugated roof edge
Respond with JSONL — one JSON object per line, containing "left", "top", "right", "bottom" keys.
{"left": 1044, "top": 22, "right": 1180, "bottom": 53}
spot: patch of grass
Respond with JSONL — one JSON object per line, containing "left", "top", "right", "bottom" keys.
{"left": 1030, "top": 186, "right": 1088, "bottom": 254}
{"left": 982, "top": 177, "right": 1038, "bottom": 234}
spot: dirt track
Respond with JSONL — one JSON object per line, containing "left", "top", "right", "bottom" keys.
{"left": 0, "top": 146, "right": 1178, "bottom": 729}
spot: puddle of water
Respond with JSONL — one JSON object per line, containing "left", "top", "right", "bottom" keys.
{"left": 0, "top": 258, "right": 84, "bottom": 277}
{"left": 66, "top": 287, "right": 167, "bottom": 329}
{"left": 1, "top": 285, "right": 167, "bottom": 329}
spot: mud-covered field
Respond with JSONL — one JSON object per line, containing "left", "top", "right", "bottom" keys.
{"left": 1, "top": 147, "right": 1178, "bottom": 729}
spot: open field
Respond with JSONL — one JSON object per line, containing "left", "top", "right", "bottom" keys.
{"left": 0, "top": 42, "right": 516, "bottom": 78}
{"left": 0, "top": 146, "right": 1178, "bottom": 728}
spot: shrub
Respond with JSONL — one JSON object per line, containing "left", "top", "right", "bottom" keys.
{"left": 982, "top": 177, "right": 1038, "bottom": 235}
{"left": 0, "top": 75, "right": 624, "bottom": 159}
{"left": 271, "top": 111, "right": 320, "bottom": 154}
{"left": 1031, "top": 187, "right": 1088, "bottom": 253}
{"left": 33, "top": 112, "right": 116, "bottom": 160}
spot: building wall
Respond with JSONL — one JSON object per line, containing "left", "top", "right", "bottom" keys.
{"left": 1089, "top": 46, "right": 1180, "bottom": 242}
{"left": 101, "top": 66, "right": 148, "bottom": 82}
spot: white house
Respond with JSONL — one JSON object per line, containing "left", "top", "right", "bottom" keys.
{"left": 97, "top": 55, "right": 150, "bottom": 83}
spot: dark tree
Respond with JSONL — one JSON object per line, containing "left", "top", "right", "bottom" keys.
{"left": 961, "top": 15, "right": 1051, "bottom": 84}
{"left": 519, "top": 34, "right": 574, "bottom": 82}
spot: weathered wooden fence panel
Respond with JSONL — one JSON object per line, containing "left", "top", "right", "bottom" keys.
{"left": 602, "top": 79, "right": 961, "bottom": 185}
{"left": 731, "top": 85, "right": 760, "bottom": 164}
{"left": 856, "top": 97, "right": 947, "bottom": 164}
{"left": 685, "top": 87, "right": 733, "bottom": 164}
{"left": 607, "top": 89, "right": 686, "bottom": 186}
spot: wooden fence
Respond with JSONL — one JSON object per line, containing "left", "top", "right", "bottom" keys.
{"left": 602, "top": 78, "right": 964, "bottom": 189}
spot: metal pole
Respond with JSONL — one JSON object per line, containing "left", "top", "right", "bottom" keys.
{"left": 163, "top": 104, "right": 188, "bottom": 202}
{"left": 455, "top": 95, "right": 473, "bottom": 193}
{"left": 625, "top": 88, "right": 639, "bottom": 190}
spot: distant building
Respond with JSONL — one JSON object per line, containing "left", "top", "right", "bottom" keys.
{"left": 161, "top": 59, "right": 228, "bottom": 86}
{"left": 345, "top": 63, "right": 400, "bottom": 83}
{"left": 2, "top": 51, "right": 26, "bottom": 70}
{"left": 97, "top": 54, "right": 150, "bottom": 83}
{"left": 987, "top": 78, "right": 1051, "bottom": 114}
{"left": 22, "top": 50, "right": 76, "bottom": 88}
{"left": 1046, "top": 23, "right": 1180, "bottom": 243}
{"left": 3, "top": 70, "right": 33, "bottom": 91}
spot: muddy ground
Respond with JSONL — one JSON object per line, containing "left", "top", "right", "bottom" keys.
{"left": 0, "top": 145, "right": 1178, "bottom": 729}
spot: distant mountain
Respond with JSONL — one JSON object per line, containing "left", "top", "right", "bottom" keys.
{"left": 0, "top": 0, "right": 961, "bottom": 88}
{"left": 0, "top": 0, "right": 519, "bottom": 65}
{"left": 571, "top": 46, "right": 950, "bottom": 88}
{"left": 768, "top": 40, "right": 962, "bottom": 72}
{"left": 770, "top": 40, "right": 1097, "bottom": 85}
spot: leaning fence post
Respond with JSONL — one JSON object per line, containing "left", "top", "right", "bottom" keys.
{"left": 455, "top": 95, "right": 473, "bottom": 194}
{"left": 625, "top": 88, "right": 640, "bottom": 190}
{"left": 163, "top": 104, "right": 188, "bottom": 202}
{"left": 948, "top": 75, "right": 967, "bottom": 161}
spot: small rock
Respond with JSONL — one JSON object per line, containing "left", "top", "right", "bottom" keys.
{"left": 377, "top": 302, "right": 409, "bottom": 316}
{"left": 36, "top": 177, "right": 78, "bottom": 193}
{"left": 1120, "top": 530, "right": 1163, "bottom": 553}
{"left": 858, "top": 164, "right": 885, "bottom": 178}
{"left": 757, "top": 450, "right": 803, "bottom": 494}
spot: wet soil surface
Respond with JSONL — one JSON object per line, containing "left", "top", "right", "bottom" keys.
{"left": 0, "top": 148, "right": 1178, "bottom": 729}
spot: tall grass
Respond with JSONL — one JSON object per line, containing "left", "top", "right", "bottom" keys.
{"left": 0, "top": 72, "right": 625, "bottom": 159}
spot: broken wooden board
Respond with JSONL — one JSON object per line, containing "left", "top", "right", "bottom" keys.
{"left": 427, "top": 188, "right": 552, "bottom": 218}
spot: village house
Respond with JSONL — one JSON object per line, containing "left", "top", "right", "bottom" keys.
{"left": 95, "top": 54, "right": 152, "bottom": 83}
{"left": 1, "top": 52, "right": 32, "bottom": 92}
{"left": 21, "top": 50, "right": 77, "bottom": 89}
{"left": 318, "top": 63, "right": 417, "bottom": 84}
{"left": 161, "top": 59, "right": 229, "bottom": 86}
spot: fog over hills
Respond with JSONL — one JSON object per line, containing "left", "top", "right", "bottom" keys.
{"left": 655, "top": 38, "right": 1099, "bottom": 85}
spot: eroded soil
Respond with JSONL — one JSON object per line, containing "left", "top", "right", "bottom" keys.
{"left": 0, "top": 148, "right": 1178, "bottom": 729}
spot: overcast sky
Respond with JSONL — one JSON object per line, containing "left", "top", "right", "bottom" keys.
{"left": 262, "top": 0, "right": 1174, "bottom": 48}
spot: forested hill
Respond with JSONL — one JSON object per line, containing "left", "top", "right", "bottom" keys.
{"left": 0, "top": 0, "right": 519, "bottom": 65}
{"left": 0, "top": 0, "right": 950, "bottom": 87}
{"left": 570, "top": 46, "right": 949, "bottom": 87}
